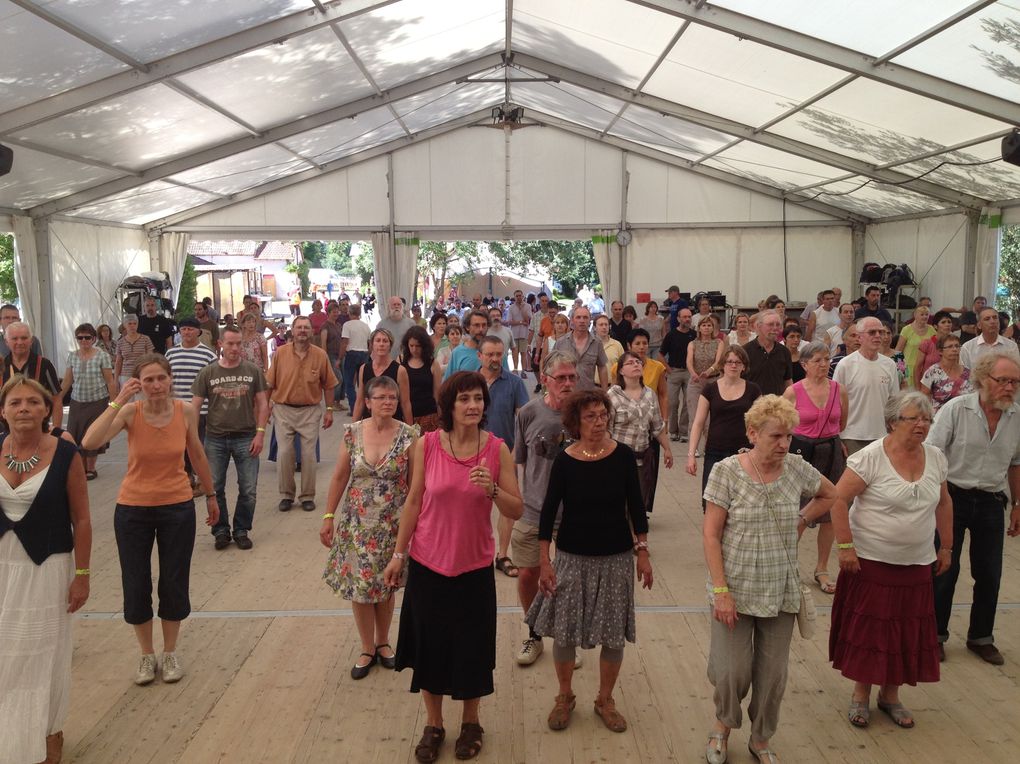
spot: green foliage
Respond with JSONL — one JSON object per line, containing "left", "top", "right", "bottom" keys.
{"left": 325, "top": 241, "right": 353, "bottom": 274}
{"left": 300, "top": 241, "right": 327, "bottom": 267}
{"left": 486, "top": 240, "right": 598, "bottom": 298}
{"left": 0, "top": 233, "right": 16, "bottom": 304}
{"left": 418, "top": 241, "right": 479, "bottom": 297}
{"left": 352, "top": 242, "right": 375, "bottom": 286}
{"left": 176, "top": 256, "right": 198, "bottom": 318}
{"left": 996, "top": 225, "right": 1020, "bottom": 317}
{"left": 284, "top": 261, "right": 311, "bottom": 297}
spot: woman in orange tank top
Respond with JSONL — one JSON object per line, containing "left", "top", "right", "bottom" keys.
{"left": 83, "top": 352, "right": 218, "bottom": 687}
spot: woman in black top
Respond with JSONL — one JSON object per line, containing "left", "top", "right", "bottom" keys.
{"left": 400, "top": 326, "right": 441, "bottom": 432}
{"left": 686, "top": 345, "right": 762, "bottom": 510}
{"left": 352, "top": 328, "right": 413, "bottom": 425}
{"left": 526, "top": 389, "right": 652, "bottom": 735}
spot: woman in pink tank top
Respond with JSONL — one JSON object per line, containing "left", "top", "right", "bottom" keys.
{"left": 783, "top": 341, "right": 849, "bottom": 596}
{"left": 82, "top": 352, "right": 217, "bottom": 687}
{"left": 383, "top": 371, "right": 522, "bottom": 762}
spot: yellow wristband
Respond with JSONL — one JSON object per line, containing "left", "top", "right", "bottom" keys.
{"left": 322, "top": 513, "right": 335, "bottom": 520}
{"left": 108, "top": 401, "right": 122, "bottom": 410}
{"left": 712, "top": 585, "right": 729, "bottom": 594}
{"left": 256, "top": 427, "right": 265, "bottom": 433}
{"left": 326, "top": 407, "right": 334, "bottom": 412}
{"left": 837, "top": 542, "right": 855, "bottom": 550}
{"left": 75, "top": 568, "right": 90, "bottom": 576}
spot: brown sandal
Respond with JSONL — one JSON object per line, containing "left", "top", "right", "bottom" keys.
{"left": 594, "top": 695, "right": 628, "bottom": 732}
{"left": 547, "top": 692, "right": 576, "bottom": 730}
{"left": 414, "top": 725, "right": 444, "bottom": 763}
{"left": 454, "top": 721, "right": 484, "bottom": 760}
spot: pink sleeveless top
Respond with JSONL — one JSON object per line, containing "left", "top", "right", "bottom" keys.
{"left": 410, "top": 429, "right": 503, "bottom": 577}
{"left": 792, "top": 380, "right": 842, "bottom": 439}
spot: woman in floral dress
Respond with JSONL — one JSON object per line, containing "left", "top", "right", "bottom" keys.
{"left": 320, "top": 375, "right": 417, "bottom": 680}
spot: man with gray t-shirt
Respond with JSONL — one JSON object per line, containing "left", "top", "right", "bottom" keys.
{"left": 512, "top": 350, "right": 577, "bottom": 667}
{"left": 376, "top": 296, "right": 416, "bottom": 360}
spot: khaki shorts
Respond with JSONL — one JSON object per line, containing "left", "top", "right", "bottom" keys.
{"left": 511, "top": 520, "right": 549, "bottom": 570}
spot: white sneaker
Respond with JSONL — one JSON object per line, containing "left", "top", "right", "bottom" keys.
{"left": 161, "top": 651, "right": 184, "bottom": 683}
{"left": 516, "top": 637, "right": 544, "bottom": 665}
{"left": 574, "top": 651, "right": 583, "bottom": 669}
{"left": 134, "top": 654, "right": 157, "bottom": 685}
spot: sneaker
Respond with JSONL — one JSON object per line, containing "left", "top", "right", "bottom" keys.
{"left": 134, "top": 654, "right": 157, "bottom": 685}
{"left": 214, "top": 532, "right": 231, "bottom": 550}
{"left": 516, "top": 637, "right": 544, "bottom": 665}
{"left": 162, "top": 652, "right": 184, "bottom": 683}
{"left": 234, "top": 533, "right": 253, "bottom": 550}
{"left": 574, "top": 651, "right": 583, "bottom": 669}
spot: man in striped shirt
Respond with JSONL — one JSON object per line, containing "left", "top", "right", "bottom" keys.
{"left": 166, "top": 317, "right": 217, "bottom": 491}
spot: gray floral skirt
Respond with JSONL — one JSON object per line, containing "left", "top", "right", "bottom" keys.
{"left": 525, "top": 549, "right": 636, "bottom": 650}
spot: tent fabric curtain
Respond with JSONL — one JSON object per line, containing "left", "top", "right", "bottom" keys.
{"left": 371, "top": 232, "right": 418, "bottom": 304}
{"left": 592, "top": 230, "right": 621, "bottom": 303}
{"left": 158, "top": 231, "right": 191, "bottom": 305}
{"left": 371, "top": 232, "right": 392, "bottom": 300}
{"left": 975, "top": 207, "right": 1002, "bottom": 303}
{"left": 11, "top": 215, "right": 42, "bottom": 335}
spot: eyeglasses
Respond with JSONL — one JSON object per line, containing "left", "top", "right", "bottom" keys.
{"left": 723, "top": 359, "right": 744, "bottom": 366}
{"left": 76, "top": 336, "right": 94, "bottom": 341}
{"left": 547, "top": 373, "right": 578, "bottom": 383}
{"left": 581, "top": 412, "right": 610, "bottom": 423}
{"left": 370, "top": 395, "right": 398, "bottom": 402}
{"left": 989, "top": 376, "right": 1020, "bottom": 387}
{"left": 862, "top": 329, "right": 883, "bottom": 335}
{"left": 898, "top": 415, "right": 933, "bottom": 425}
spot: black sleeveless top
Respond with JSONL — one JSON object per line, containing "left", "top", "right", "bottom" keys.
{"left": 0, "top": 437, "right": 76, "bottom": 565}
{"left": 360, "top": 360, "right": 404, "bottom": 422}
{"left": 403, "top": 361, "right": 437, "bottom": 418}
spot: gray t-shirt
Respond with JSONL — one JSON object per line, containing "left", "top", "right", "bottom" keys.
{"left": 376, "top": 316, "right": 416, "bottom": 359}
{"left": 191, "top": 360, "right": 268, "bottom": 437}
{"left": 514, "top": 396, "right": 571, "bottom": 526}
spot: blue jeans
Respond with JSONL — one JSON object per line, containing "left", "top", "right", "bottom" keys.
{"left": 343, "top": 350, "right": 368, "bottom": 411}
{"left": 934, "top": 484, "right": 1006, "bottom": 645}
{"left": 205, "top": 434, "right": 260, "bottom": 537}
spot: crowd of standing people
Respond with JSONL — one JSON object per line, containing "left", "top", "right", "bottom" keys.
{"left": 3, "top": 280, "right": 1020, "bottom": 764}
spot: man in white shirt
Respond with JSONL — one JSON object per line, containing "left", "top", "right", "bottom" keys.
{"left": 833, "top": 317, "right": 900, "bottom": 455}
{"left": 806, "top": 289, "right": 840, "bottom": 342}
{"left": 338, "top": 304, "right": 371, "bottom": 413}
{"left": 506, "top": 290, "right": 533, "bottom": 378}
{"left": 927, "top": 353, "right": 1020, "bottom": 665}
{"left": 960, "top": 307, "right": 1020, "bottom": 370}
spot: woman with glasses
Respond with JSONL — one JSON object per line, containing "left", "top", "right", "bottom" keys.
{"left": 686, "top": 345, "right": 761, "bottom": 509}
{"left": 913, "top": 310, "right": 956, "bottom": 388}
{"left": 830, "top": 392, "right": 952, "bottom": 730}
{"left": 60, "top": 323, "right": 117, "bottom": 479}
{"left": 919, "top": 334, "right": 972, "bottom": 411}
{"left": 321, "top": 376, "right": 417, "bottom": 680}
{"left": 527, "top": 389, "right": 651, "bottom": 734}
{"left": 784, "top": 341, "right": 849, "bottom": 595}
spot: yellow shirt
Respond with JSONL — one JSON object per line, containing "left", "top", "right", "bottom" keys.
{"left": 610, "top": 357, "right": 667, "bottom": 389}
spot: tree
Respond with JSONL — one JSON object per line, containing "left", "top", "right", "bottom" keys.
{"left": 352, "top": 241, "right": 375, "bottom": 286}
{"left": 996, "top": 225, "right": 1020, "bottom": 317}
{"left": 285, "top": 261, "right": 311, "bottom": 297}
{"left": 325, "top": 241, "right": 353, "bottom": 274}
{"left": 176, "top": 256, "right": 198, "bottom": 318}
{"left": 300, "top": 241, "right": 327, "bottom": 268}
{"left": 0, "top": 233, "right": 17, "bottom": 304}
{"left": 418, "top": 241, "right": 479, "bottom": 302}
{"left": 486, "top": 240, "right": 598, "bottom": 298}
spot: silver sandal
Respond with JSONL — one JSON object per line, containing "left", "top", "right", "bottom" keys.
{"left": 705, "top": 731, "right": 728, "bottom": 763}
{"left": 748, "top": 742, "right": 780, "bottom": 763}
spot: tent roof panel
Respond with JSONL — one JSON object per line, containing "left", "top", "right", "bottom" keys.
{"left": 392, "top": 82, "right": 504, "bottom": 132}
{"left": 64, "top": 180, "right": 220, "bottom": 225}
{"left": 277, "top": 107, "right": 407, "bottom": 164}
{"left": 511, "top": 81, "right": 620, "bottom": 133}
{"left": 166, "top": 144, "right": 307, "bottom": 197}
{"left": 174, "top": 27, "right": 378, "bottom": 132}
{"left": 0, "top": 145, "right": 122, "bottom": 209}
{"left": 644, "top": 24, "right": 847, "bottom": 127}
{"left": 338, "top": 0, "right": 503, "bottom": 90}
{"left": 9, "top": 83, "right": 250, "bottom": 172}
{"left": 606, "top": 104, "right": 734, "bottom": 161}
{"left": 0, "top": 0, "right": 128, "bottom": 110}
{"left": 705, "top": 142, "right": 852, "bottom": 190}
{"left": 894, "top": 138, "right": 1020, "bottom": 201}
{"left": 46, "top": 0, "right": 313, "bottom": 62}
{"left": 808, "top": 175, "right": 946, "bottom": 218}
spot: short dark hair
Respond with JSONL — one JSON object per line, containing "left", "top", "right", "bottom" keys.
{"left": 626, "top": 327, "right": 650, "bottom": 348}
{"left": 821, "top": 289, "right": 836, "bottom": 298}
{"left": 561, "top": 389, "right": 612, "bottom": 439}
{"left": 437, "top": 371, "right": 489, "bottom": 431}
{"left": 723, "top": 344, "right": 750, "bottom": 367}
{"left": 401, "top": 325, "right": 434, "bottom": 367}
{"left": 429, "top": 311, "right": 447, "bottom": 331}
{"left": 74, "top": 323, "right": 97, "bottom": 338}
{"left": 615, "top": 351, "right": 642, "bottom": 387}
{"left": 936, "top": 333, "right": 961, "bottom": 351}
{"left": 623, "top": 305, "right": 638, "bottom": 321}
{"left": 783, "top": 325, "right": 802, "bottom": 341}
{"left": 467, "top": 309, "right": 491, "bottom": 328}
{"left": 865, "top": 286, "right": 882, "bottom": 296}
{"left": 221, "top": 325, "right": 242, "bottom": 339}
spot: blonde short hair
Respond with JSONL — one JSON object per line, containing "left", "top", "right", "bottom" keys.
{"left": 972, "top": 352, "right": 1020, "bottom": 391}
{"left": 744, "top": 394, "right": 800, "bottom": 432}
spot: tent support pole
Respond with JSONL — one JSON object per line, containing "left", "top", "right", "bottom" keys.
{"left": 851, "top": 223, "right": 866, "bottom": 297}
{"left": 963, "top": 210, "right": 979, "bottom": 305}
{"left": 619, "top": 151, "right": 629, "bottom": 302}
{"left": 33, "top": 218, "right": 56, "bottom": 360}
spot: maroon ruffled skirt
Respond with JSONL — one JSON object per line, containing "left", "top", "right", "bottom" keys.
{"left": 829, "top": 557, "right": 940, "bottom": 686}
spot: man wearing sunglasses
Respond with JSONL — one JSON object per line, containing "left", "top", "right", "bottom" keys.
{"left": 928, "top": 353, "right": 1020, "bottom": 666}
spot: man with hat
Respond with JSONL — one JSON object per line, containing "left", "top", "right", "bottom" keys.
{"left": 664, "top": 285, "right": 689, "bottom": 332}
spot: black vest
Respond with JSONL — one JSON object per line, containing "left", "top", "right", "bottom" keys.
{"left": 0, "top": 437, "right": 76, "bottom": 564}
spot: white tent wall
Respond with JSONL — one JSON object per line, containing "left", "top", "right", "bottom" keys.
{"left": 625, "top": 226, "right": 853, "bottom": 310}
{"left": 863, "top": 214, "right": 969, "bottom": 311}
{"left": 48, "top": 219, "right": 149, "bottom": 365}
{"left": 1004, "top": 207, "right": 1020, "bottom": 226}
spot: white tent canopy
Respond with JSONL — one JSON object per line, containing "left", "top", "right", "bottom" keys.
{"left": 3, "top": 0, "right": 1020, "bottom": 360}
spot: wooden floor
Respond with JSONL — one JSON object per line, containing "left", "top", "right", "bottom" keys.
{"left": 64, "top": 402, "right": 1020, "bottom": 764}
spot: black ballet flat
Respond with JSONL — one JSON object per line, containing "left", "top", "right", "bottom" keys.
{"left": 351, "top": 652, "right": 376, "bottom": 680}
{"left": 375, "top": 643, "right": 396, "bottom": 670}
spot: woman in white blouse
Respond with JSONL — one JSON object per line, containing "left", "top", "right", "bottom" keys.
{"left": 830, "top": 391, "right": 952, "bottom": 730}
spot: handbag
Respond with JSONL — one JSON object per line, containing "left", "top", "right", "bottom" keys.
{"left": 747, "top": 457, "right": 817, "bottom": 639}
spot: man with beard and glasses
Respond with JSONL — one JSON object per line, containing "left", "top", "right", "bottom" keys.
{"left": 376, "top": 296, "right": 416, "bottom": 360}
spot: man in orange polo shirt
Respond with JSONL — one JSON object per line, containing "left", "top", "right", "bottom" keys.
{"left": 266, "top": 316, "right": 337, "bottom": 512}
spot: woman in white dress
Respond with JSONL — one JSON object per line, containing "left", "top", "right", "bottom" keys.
{"left": 0, "top": 376, "right": 91, "bottom": 764}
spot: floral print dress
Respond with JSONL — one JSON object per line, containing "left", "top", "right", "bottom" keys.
{"left": 323, "top": 421, "right": 415, "bottom": 602}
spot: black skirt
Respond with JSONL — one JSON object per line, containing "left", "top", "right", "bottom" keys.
{"left": 395, "top": 557, "right": 496, "bottom": 700}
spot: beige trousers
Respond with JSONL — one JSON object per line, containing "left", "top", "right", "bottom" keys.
{"left": 707, "top": 611, "right": 795, "bottom": 743}
{"left": 274, "top": 403, "right": 322, "bottom": 502}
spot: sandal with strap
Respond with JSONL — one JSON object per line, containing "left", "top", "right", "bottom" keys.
{"left": 813, "top": 570, "right": 836, "bottom": 594}
{"left": 848, "top": 699, "right": 870, "bottom": 728}
{"left": 454, "top": 722, "right": 484, "bottom": 760}
{"left": 877, "top": 696, "right": 915, "bottom": 728}
{"left": 547, "top": 692, "right": 576, "bottom": 730}
{"left": 414, "top": 725, "right": 445, "bottom": 763}
{"left": 594, "top": 695, "right": 627, "bottom": 733}
{"left": 748, "top": 742, "right": 780, "bottom": 763}
{"left": 494, "top": 556, "right": 519, "bottom": 578}
{"left": 705, "top": 731, "right": 728, "bottom": 764}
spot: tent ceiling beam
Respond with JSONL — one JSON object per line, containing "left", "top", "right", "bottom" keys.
{"left": 27, "top": 54, "right": 505, "bottom": 219}
{"left": 6, "top": 137, "right": 140, "bottom": 176}
{"left": 872, "top": 0, "right": 998, "bottom": 64}
{"left": 8, "top": 0, "right": 148, "bottom": 72}
{"left": 160, "top": 80, "right": 262, "bottom": 137}
{"left": 144, "top": 108, "right": 495, "bottom": 231}
{"left": 0, "top": 0, "right": 396, "bottom": 135}
{"left": 514, "top": 53, "right": 988, "bottom": 210}
{"left": 523, "top": 108, "right": 869, "bottom": 224}
{"left": 628, "top": 0, "right": 1020, "bottom": 125}
{"left": 0, "top": 206, "right": 28, "bottom": 217}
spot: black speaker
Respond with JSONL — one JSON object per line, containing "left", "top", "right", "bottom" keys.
{"left": 1003, "top": 129, "right": 1020, "bottom": 167}
{"left": 0, "top": 144, "right": 11, "bottom": 177}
